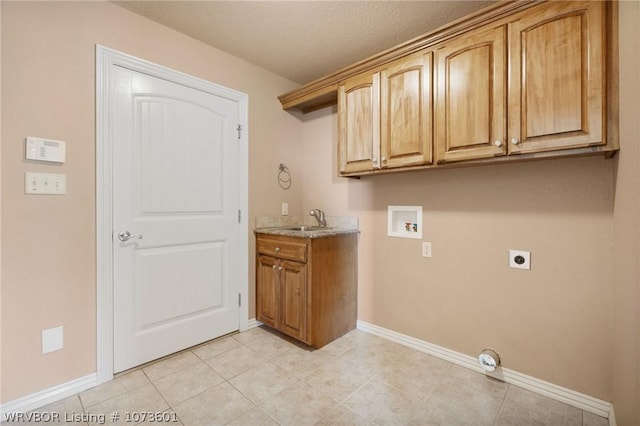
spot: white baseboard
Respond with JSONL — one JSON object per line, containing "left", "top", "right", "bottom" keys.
{"left": 357, "top": 320, "right": 613, "bottom": 420}
{"left": 0, "top": 373, "right": 97, "bottom": 416}
{"left": 608, "top": 406, "right": 617, "bottom": 426}
{"left": 246, "top": 318, "right": 262, "bottom": 330}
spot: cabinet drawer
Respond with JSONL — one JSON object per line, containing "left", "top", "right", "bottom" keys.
{"left": 257, "top": 237, "right": 307, "bottom": 262}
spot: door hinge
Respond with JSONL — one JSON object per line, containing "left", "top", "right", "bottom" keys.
{"left": 237, "top": 124, "right": 242, "bottom": 140}
{"left": 238, "top": 293, "right": 241, "bottom": 307}
{"left": 238, "top": 209, "right": 241, "bottom": 223}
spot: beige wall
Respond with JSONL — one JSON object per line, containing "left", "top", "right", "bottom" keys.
{"left": 612, "top": 1, "right": 640, "bottom": 425}
{"left": 303, "top": 108, "right": 614, "bottom": 400}
{"left": 1, "top": 1, "right": 303, "bottom": 402}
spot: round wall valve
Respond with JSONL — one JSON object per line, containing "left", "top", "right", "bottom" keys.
{"left": 478, "top": 348, "right": 501, "bottom": 372}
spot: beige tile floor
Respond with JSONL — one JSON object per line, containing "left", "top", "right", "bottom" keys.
{"left": 7, "top": 327, "right": 610, "bottom": 426}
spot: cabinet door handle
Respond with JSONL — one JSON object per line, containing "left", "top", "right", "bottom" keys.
{"left": 275, "top": 247, "right": 280, "bottom": 252}
{"left": 493, "top": 140, "right": 503, "bottom": 148}
{"left": 511, "top": 138, "right": 520, "bottom": 145}
{"left": 278, "top": 266, "right": 283, "bottom": 271}
{"left": 272, "top": 265, "right": 276, "bottom": 269}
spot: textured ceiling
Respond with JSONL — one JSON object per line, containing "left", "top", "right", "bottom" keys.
{"left": 113, "top": 1, "right": 495, "bottom": 84}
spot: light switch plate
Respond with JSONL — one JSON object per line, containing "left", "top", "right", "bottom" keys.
{"left": 281, "top": 202, "right": 289, "bottom": 216}
{"left": 25, "top": 172, "right": 67, "bottom": 195}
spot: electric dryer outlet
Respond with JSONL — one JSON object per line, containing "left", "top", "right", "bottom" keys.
{"left": 509, "top": 249, "right": 531, "bottom": 270}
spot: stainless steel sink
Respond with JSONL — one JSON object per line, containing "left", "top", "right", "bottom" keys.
{"left": 281, "top": 226, "right": 330, "bottom": 231}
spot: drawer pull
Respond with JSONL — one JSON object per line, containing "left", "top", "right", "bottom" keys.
{"left": 275, "top": 247, "right": 281, "bottom": 252}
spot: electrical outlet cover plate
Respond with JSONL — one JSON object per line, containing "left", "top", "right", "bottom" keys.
{"left": 509, "top": 249, "right": 531, "bottom": 270}
{"left": 422, "top": 242, "right": 432, "bottom": 258}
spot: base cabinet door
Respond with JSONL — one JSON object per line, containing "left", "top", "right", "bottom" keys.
{"left": 256, "top": 255, "right": 308, "bottom": 342}
{"left": 279, "top": 260, "right": 307, "bottom": 342}
{"left": 256, "top": 255, "right": 279, "bottom": 329}
{"left": 256, "top": 233, "right": 358, "bottom": 348}
{"left": 508, "top": 0, "right": 605, "bottom": 154}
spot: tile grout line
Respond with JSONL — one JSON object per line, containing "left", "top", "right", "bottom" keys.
{"left": 141, "top": 360, "right": 185, "bottom": 425}
{"left": 491, "top": 383, "right": 512, "bottom": 426}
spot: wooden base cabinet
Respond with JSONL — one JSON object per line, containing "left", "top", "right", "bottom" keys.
{"left": 256, "top": 233, "right": 358, "bottom": 348}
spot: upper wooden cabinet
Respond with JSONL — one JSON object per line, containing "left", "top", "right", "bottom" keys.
{"left": 338, "top": 72, "right": 380, "bottom": 174}
{"left": 435, "top": 24, "right": 506, "bottom": 163}
{"left": 282, "top": 1, "right": 617, "bottom": 176}
{"left": 508, "top": 0, "right": 605, "bottom": 154}
{"left": 339, "top": 50, "right": 433, "bottom": 175}
{"left": 381, "top": 52, "right": 433, "bottom": 169}
{"left": 435, "top": 0, "right": 605, "bottom": 164}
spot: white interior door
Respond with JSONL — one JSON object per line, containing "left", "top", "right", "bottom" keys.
{"left": 112, "top": 65, "right": 241, "bottom": 372}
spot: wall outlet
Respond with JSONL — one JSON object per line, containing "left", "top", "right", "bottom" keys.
{"left": 422, "top": 242, "right": 432, "bottom": 258}
{"left": 42, "top": 326, "right": 63, "bottom": 354}
{"left": 281, "top": 202, "right": 289, "bottom": 216}
{"left": 509, "top": 249, "right": 531, "bottom": 270}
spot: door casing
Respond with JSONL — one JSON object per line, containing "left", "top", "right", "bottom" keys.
{"left": 96, "top": 45, "right": 249, "bottom": 384}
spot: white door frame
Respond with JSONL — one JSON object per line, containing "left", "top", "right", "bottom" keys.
{"left": 96, "top": 45, "right": 249, "bottom": 384}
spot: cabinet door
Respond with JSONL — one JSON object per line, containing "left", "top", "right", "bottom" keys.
{"left": 338, "top": 72, "right": 380, "bottom": 173}
{"left": 508, "top": 1, "right": 604, "bottom": 154}
{"left": 279, "top": 260, "right": 307, "bottom": 342}
{"left": 256, "top": 255, "right": 278, "bottom": 328}
{"left": 380, "top": 51, "right": 433, "bottom": 168}
{"left": 435, "top": 25, "right": 507, "bottom": 163}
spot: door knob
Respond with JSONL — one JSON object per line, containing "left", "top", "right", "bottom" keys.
{"left": 118, "top": 230, "right": 143, "bottom": 242}
{"left": 493, "top": 140, "right": 503, "bottom": 148}
{"left": 511, "top": 138, "right": 520, "bottom": 145}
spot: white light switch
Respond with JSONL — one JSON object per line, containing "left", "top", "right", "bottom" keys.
{"left": 42, "top": 326, "right": 63, "bottom": 354}
{"left": 25, "top": 172, "right": 67, "bottom": 195}
{"left": 281, "top": 202, "right": 289, "bottom": 216}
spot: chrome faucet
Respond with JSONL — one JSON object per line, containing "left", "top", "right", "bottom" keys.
{"left": 309, "top": 209, "right": 326, "bottom": 228}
